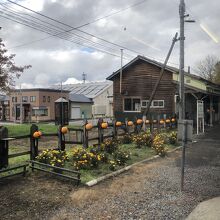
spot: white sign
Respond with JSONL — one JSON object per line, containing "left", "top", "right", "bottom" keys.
{"left": 197, "top": 100, "right": 204, "bottom": 134}
{"left": 197, "top": 101, "right": 204, "bottom": 118}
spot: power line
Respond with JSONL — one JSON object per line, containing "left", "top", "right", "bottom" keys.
{"left": 2, "top": 0, "right": 189, "bottom": 69}
{"left": 0, "top": 4, "right": 135, "bottom": 59}
{"left": 5, "top": 0, "right": 149, "bottom": 56}
{"left": 5, "top": 0, "right": 148, "bottom": 51}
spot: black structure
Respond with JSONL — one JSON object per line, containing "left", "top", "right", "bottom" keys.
{"left": 55, "top": 98, "right": 69, "bottom": 125}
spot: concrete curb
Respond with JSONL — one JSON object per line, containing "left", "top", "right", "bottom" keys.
{"left": 85, "top": 146, "right": 182, "bottom": 187}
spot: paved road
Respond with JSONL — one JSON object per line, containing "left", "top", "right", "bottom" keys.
{"left": 51, "top": 125, "right": 220, "bottom": 220}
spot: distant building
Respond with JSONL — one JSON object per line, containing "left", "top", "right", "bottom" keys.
{"left": 0, "top": 95, "right": 10, "bottom": 121}
{"left": 9, "top": 88, "right": 69, "bottom": 122}
{"left": 69, "top": 93, "right": 93, "bottom": 119}
{"left": 52, "top": 81, "right": 113, "bottom": 117}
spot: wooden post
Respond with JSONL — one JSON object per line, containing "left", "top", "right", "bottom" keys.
{"left": 97, "top": 118, "right": 104, "bottom": 145}
{"left": 113, "top": 119, "right": 117, "bottom": 139}
{"left": 30, "top": 124, "right": 38, "bottom": 160}
{"left": 58, "top": 126, "right": 65, "bottom": 151}
{"left": 0, "top": 126, "right": 9, "bottom": 169}
{"left": 83, "top": 120, "right": 89, "bottom": 148}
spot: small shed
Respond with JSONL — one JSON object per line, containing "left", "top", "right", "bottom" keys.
{"left": 55, "top": 97, "right": 69, "bottom": 125}
{"left": 69, "top": 94, "right": 93, "bottom": 119}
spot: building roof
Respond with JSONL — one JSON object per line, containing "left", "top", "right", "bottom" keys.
{"left": 51, "top": 81, "right": 112, "bottom": 99}
{"left": 69, "top": 93, "right": 93, "bottom": 103}
{"left": 55, "top": 97, "right": 69, "bottom": 103}
{"left": 10, "top": 88, "right": 70, "bottom": 93}
{"left": 106, "top": 55, "right": 176, "bottom": 80}
{"left": 107, "top": 55, "right": 220, "bottom": 88}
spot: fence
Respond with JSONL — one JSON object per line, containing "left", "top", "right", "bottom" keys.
{"left": 0, "top": 124, "right": 81, "bottom": 184}
{"left": 0, "top": 117, "right": 176, "bottom": 182}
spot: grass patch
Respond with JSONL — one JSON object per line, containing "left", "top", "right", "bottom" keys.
{"left": 73, "top": 145, "right": 159, "bottom": 183}
{"left": 3, "top": 123, "right": 81, "bottom": 137}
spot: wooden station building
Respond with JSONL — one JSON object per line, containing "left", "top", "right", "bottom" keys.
{"left": 107, "top": 56, "right": 220, "bottom": 125}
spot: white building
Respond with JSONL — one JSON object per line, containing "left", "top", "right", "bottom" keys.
{"left": 52, "top": 81, "right": 113, "bottom": 117}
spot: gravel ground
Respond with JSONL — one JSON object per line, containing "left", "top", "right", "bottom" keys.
{"left": 1, "top": 126, "right": 219, "bottom": 220}
{"left": 50, "top": 126, "right": 220, "bottom": 220}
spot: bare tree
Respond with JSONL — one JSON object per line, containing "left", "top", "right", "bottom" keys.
{"left": 213, "top": 61, "right": 220, "bottom": 84}
{"left": 196, "top": 55, "right": 218, "bottom": 82}
{"left": 0, "top": 38, "right": 31, "bottom": 93}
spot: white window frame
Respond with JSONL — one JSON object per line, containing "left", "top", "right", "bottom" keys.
{"left": 123, "top": 97, "right": 141, "bottom": 112}
{"left": 141, "top": 100, "right": 164, "bottom": 108}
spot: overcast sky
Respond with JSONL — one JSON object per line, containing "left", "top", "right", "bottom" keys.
{"left": 0, "top": 0, "right": 219, "bottom": 88}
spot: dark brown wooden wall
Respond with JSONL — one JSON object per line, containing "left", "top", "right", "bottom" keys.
{"left": 112, "top": 60, "right": 176, "bottom": 116}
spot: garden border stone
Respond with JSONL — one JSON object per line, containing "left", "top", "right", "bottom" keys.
{"left": 85, "top": 146, "right": 182, "bottom": 187}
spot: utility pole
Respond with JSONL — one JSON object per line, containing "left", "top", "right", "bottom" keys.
{"left": 82, "top": 72, "right": 86, "bottom": 83}
{"left": 61, "top": 81, "right": 64, "bottom": 126}
{"left": 179, "top": 0, "right": 195, "bottom": 191}
{"left": 179, "top": 0, "right": 185, "bottom": 121}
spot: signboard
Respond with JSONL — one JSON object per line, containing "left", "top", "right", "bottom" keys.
{"left": 197, "top": 100, "right": 204, "bottom": 134}
{"left": 197, "top": 101, "right": 204, "bottom": 118}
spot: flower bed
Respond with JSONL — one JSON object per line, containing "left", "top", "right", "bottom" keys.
{"left": 36, "top": 130, "right": 178, "bottom": 183}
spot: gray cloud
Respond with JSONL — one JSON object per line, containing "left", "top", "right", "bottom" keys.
{"left": 0, "top": 0, "right": 219, "bottom": 88}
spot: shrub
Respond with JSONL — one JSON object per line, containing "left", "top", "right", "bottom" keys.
{"left": 121, "top": 133, "right": 133, "bottom": 144}
{"left": 152, "top": 134, "right": 166, "bottom": 157}
{"left": 36, "top": 149, "right": 68, "bottom": 167}
{"left": 71, "top": 147, "right": 101, "bottom": 170}
{"left": 113, "top": 150, "right": 131, "bottom": 166}
{"left": 132, "top": 132, "right": 152, "bottom": 148}
{"left": 109, "top": 160, "right": 117, "bottom": 171}
{"left": 101, "top": 138, "right": 119, "bottom": 154}
{"left": 168, "top": 131, "right": 177, "bottom": 145}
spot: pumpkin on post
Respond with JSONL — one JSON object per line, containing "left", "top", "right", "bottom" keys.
{"left": 136, "top": 119, "right": 143, "bottom": 125}
{"left": 145, "top": 119, "right": 150, "bottom": 124}
{"left": 101, "top": 122, "right": 108, "bottom": 129}
{"left": 165, "top": 119, "right": 171, "bottom": 123}
{"left": 85, "top": 123, "right": 93, "bottom": 130}
{"left": 160, "top": 119, "right": 165, "bottom": 124}
{"left": 115, "top": 121, "right": 122, "bottom": 127}
{"left": 61, "top": 126, "right": 68, "bottom": 134}
{"left": 33, "top": 131, "right": 42, "bottom": 138}
{"left": 127, "top": 121, "right": 133, "bottom": 126}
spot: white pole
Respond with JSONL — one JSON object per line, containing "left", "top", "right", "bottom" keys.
{"left": 20, "top": 84, "right": 22, "bottom": 124}
{"left": 119, "top": 49, "right": 123, "bottom": 94}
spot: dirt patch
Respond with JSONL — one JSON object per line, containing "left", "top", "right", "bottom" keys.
{"left": 0, "top": 172, "right": 78, "bottom": 220}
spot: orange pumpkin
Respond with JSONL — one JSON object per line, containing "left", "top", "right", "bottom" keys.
{"left": 136, "top": 119, "right": 143, "bottom": 125}
{"left": 38, "top": 131, "right": 42, "bottom": 136}
{"left": 145, "top": 119, "right": 150, "bottom": 124}
{"left": 160, "top": 119, "right": 165, "bottom": 124}
{"left": 165, "top": 119, "right": 171, "bottom": 123}
{"left": 127, "top": 121, "right": 133, "bottom": 126}
{"left": 115, "top": 121, "right": 122, "bottom": 127}
{"left": 61, "top": 126, "right": 68, "bottom": 134}
{"left": 85, "top": 123, "right": 93, "bottom": 130}
{"left": 101, "top": 122, "right": 108, "bottom": 129}
{"left": 33, "top": 131, "right": 40, "bottom": 138}
{"left": 171, "top": 118, "right": 175, "bottom": 122}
